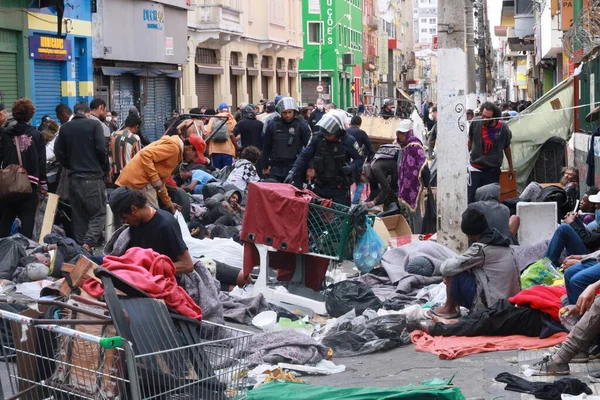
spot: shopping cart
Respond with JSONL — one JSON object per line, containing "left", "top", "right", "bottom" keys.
{"left": 0, "top": 299, "right": 252, "bottom": 400}
{"left": 306, "top": 200, "right": 355, "bottom": 260}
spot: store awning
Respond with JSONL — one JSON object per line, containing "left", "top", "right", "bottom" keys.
{"left": 277, "top": 69, "right": 287, "bottom": 77}
{"left": 101, "top": 66, "right": 134, "bottom": 76}
{"left": 247, "top": 67, "right": 259, "bottom": 76}
{"left": 101, "top": 66, "right": 181, "bottom": 78}
{"left": 261, "top": 69, "right": 274, "bottom": 77}
{"left": 396, "top": 88, "right": 414, "bottom": 102}
{"left": 196, "top": 64, "right": 224, "bottom": 75}
{"left": 230, "top": 66, "right": 245, "bottom": 76}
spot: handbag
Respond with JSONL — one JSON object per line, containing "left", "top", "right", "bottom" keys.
{"left": 0, "top": 137, "right": 33, "bottom": 201}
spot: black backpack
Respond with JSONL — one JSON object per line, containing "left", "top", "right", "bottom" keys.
{"left": 536, "top": 185, "right": 570, "bottom": 221}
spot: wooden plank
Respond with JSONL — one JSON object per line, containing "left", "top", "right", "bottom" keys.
{"left": 39, "top": 193, "right": 59, "bottom": 242}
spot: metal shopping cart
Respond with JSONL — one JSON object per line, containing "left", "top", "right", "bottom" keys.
{"left": 0, "top": 297, "right": 251, "bottom": 400}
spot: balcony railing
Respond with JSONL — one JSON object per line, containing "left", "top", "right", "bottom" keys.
{"left": 194, "top": 0, "right": 241, "bottom": 10}
{"left": 188, "top": 1, "right": 243, "bottom": 33}
{"left": 364, "top": 14, "right": 378, "bottom": 30}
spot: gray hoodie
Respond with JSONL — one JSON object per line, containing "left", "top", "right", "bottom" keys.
{"left": 441, "top": 228, "right": 521, "bottom": 314}
{"left": 470, "top": 183, "right": 514, "bottom": 243}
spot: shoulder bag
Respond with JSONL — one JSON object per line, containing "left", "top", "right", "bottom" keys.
{"left": 0, "top": 137, "right": 33, "bottom": 201}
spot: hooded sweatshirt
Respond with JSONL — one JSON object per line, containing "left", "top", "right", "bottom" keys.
{"left": 0, "top": 122, "right": 47, "bottom": 186}
{"left": 441, "top": 228, "right": 520, "bottom": 313}
{"left": 470, "top": 183, "right": 513, "bottom": 241}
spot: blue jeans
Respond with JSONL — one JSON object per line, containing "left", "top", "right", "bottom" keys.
{"left": 352, "top": 182, "right": 365, "bottom": 204}
{"left": 211, "top": 154, "right": 233, "bottom": 169}
{"left": 544, "top": 224, "right": 588, "bottom": 268}
{"left": 450, "top": 271, "right": 477, "bottom": 309}
{"left": 564, "top": 260, "right": 600, "bottom": 305}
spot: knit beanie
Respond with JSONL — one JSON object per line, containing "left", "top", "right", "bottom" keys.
{"left": 461, "top": 207, "right": 489, "bottom": 236}
{"left": 406, "top": 256, "right": 435, "bottom": 277}
{"left": 109, "top": 186, "right": 136, "bottom": 215}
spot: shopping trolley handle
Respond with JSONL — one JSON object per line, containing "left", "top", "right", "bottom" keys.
{"left": 99, "top": 336, "right": 123, "bottom": 349}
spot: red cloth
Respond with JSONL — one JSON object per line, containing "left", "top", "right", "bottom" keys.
{"left": 242, "top": 243, "right": 329, "bottom": 291}
{"left": 410, "top": 330, "right": 567, "bottom": 360}
{"left": 82, "top": 247, "right": 202, "bottom": 320}
{"left": 509, "top": 285, "right": 566, "bottom": 321}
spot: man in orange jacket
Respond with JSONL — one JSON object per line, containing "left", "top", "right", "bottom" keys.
{"left": 115, "top": 134, "right": 207, "bottom": 214}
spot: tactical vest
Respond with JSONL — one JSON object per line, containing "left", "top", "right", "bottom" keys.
{"left": 272, "top": 118, "right": 302, "bottom": 164}
{"left": 314, "top": 138, "right": 350, "bottom": 189}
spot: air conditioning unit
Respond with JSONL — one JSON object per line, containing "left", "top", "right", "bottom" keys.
{"left": 342, "top": 52, "right": 355, "bottom": 66}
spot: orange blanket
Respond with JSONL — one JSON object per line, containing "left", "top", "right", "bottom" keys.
{"left": 410, "top": 330, "right": 567, "bottom": 360}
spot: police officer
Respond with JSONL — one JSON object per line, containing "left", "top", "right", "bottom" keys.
{"left": 285, "top": 111, "right": 365, "bottom": 206}
{"left": 379, "top": 99, "right": 396, "bottom": 120}
{"left": 262, "top": 97, "right": 311, "bottom": 183}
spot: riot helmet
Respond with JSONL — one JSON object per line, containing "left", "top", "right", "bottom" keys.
{"left": 275, "top": 97, "right": 298, "bottom": 115}
{"left": 316, "top": 112, "right": 345, "bottom": 138}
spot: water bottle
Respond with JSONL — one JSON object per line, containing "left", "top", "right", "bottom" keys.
{"left": 559, "top": 305, "right": 580, "bottom": 331}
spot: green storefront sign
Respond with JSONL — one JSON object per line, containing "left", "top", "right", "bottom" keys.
{"left": 299, "top": 0, "right": 363, "bottom": 109}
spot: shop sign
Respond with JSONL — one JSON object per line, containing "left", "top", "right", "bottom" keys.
{"left": 29, "top": 35, "right": 72, "bottom": 61}
{"left": 324, "top": 0, "right": 334, "bottom": 45}
{"left": 144, "top": 9, "right": 164, "bottom": 30}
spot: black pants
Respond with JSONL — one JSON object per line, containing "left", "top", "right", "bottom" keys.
{"left": 368, "top": 159, "right": 398, "bottom": 206}
{"left": 0, "top": 189, "right": 38, "bottom": 239}
{"left": 69, "top": 177, "right": 106, "bottom": 247}
{"left": 313, "top": 185, "right": 350, "bottom": 206}
{"left": 467, "top": 166, "right": 501, "bottom": 204}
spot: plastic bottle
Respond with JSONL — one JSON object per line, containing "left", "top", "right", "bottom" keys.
{"left": 559, "top": 305, "right": 580, "bottom": 331}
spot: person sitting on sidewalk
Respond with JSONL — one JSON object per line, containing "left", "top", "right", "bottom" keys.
{"left": 529, "top": 276, "right": 600, "bottom": 375}
{"left": 470, "top": 183, "right": 520, "bottom": 244}
{"left": 431, "top": 207, "right": 521, "bottom": 318}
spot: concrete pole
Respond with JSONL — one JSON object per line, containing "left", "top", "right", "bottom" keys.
{"left": 437, "top": 0, "right": 469, "bottom": 253}
{"left": 477, "top": 0, "right": 487, "bottom": 102}
{"left": 465, "top": 0, "right": 477, "bottom": 109}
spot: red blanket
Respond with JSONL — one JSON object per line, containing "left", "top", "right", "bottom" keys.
{"left": 509, "top": 285, "right": 566, "bottom": 321}
{"left": 82, "top": 247, "right": 202, "bottom": 320}
{"left": 410, "top": 330, "right": 567, "bottom": 360}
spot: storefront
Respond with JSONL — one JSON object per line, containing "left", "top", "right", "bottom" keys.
{"left": 93, "top": 0, "right": 188, "bottom": 141}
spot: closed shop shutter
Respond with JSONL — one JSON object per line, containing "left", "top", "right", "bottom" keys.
{"left": 247, "top": 75, "right": 254, "bottom": 104}
{"left": 230, "top": 73, "right": 238, "bottom": 110}
{"left": 142, "top": 76, "right": 174, "bottom": 142}
{"left": 33, "top": 60, "right": 62, "bottom": 126}
{"left": 0, "top": 29, "right": 19, "bottom": 110}
{"left": 142, "top": 77, "right": 158, "bottom": 142}
{"left": 195, "top": 73, "right": 214, "bottom": 110}
{"left": 261, "top": 76, "right": 269, "bottom": 99}
{"left": 155, "top": 76, "right": 174, "bottom": 140}
{"left": 301, "top": 77, "right": 330, "bottom": 105}
{"left": 112, "top": 74, "right": 137, "bottom": 123}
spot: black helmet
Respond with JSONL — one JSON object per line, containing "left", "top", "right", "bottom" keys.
{"left": 383, "top": 99, "right": 394, "bottom": 107}
{"left": 265, "top": 101, "right": 276, "bottom": 113}
{"left": 316, "top": 112, "right": 345, "bottom": 137}
{"left": 275, "top": 97, "right": 298, "bottom": 115}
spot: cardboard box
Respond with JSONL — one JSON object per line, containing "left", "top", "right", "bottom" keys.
{"left": 389, "top": 234, "right": 422, "bottom": 248}
{"left": 381, "top": 214, "right": 412, "bottom": 238}
{"left": 372, "top": 217, "right": 391, "bottom": 243}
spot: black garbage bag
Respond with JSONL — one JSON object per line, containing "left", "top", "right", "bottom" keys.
{"left": 0, "top": 237, "right": 27, "bottom": 280}
{"left": 325, "top": 280, "right": 382, "bottom": 317}
{"left": 321, "top": 309, "right": 411, "bottom": 357}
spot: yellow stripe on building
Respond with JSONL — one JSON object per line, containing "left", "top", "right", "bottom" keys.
{"left": 28, "top": 12, "right": 91, "bottom": 36}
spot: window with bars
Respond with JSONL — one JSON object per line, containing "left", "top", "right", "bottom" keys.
{"left": 261, "top": 56, "right": 271, "bottom": 68}
{"left": 231, "top": 52, "right": 239, "bottom": 66}
{"left": 247, "top": 54, "right": 255, "bottom": 68}
{"left": 196, "top": 48, "right": 218, "bottom": 64}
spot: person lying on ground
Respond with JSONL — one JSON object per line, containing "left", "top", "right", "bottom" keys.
{"left": 528, "top": 278, "right": 600, "bottom": 376}
{"left": 470, "top": 183, "right": 520, "bottom": 244}
{"left": 431, "top": 206, "right": 521, "bottom": 318}
{"left": 225, "top": 145, "right": 261, "bottom": 192}
{"left": 179, "top": 165, "right": 217, "bottom": 195}
{"left": 202, "top": 190, "right": 244, "bottom": 226}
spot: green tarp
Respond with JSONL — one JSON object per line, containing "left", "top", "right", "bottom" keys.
{"left": 503, "top": 77, "right": 574, "bottom": 191}
{"left": 247, "top": 379, "right": 466, "bottom": 400}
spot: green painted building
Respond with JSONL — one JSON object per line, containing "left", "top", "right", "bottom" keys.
{"left": 299, "top": 0, "right": 364, "bottom": 110}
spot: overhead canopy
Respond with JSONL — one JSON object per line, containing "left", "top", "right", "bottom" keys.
{"left": 101, "top": 66, "right": 181, "bottom": 78}
{"left": 503, "top": 76, "right": 574, "bottom": 191}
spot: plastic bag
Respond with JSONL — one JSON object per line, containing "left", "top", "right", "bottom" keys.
{"left": 353, "top": 221, "right": 386, "bottom": 274}
{"left": 520, "top": 257, "right": 563, "bottom": 289}
{"left": 325, "top": 280, "right": 382, "bottom": 317}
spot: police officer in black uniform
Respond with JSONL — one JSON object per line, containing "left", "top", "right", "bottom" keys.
{"left": 285, "top": 111, "right": 365, "bottom": 206}
{"left": 379, "top": 99, "right": 396, "bottom": 120}
{"left": 262, "top": 97, "right": 311, "bottom": 183}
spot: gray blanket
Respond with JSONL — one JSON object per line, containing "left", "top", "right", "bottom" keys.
{"left": 510, "top": 240, "right": 550, "bottom": 272}
{"left": 246, "top": 330, "right": 328, "bottom": 367}
{"left": 219, "top": 292, "right": 268, "bottom": 325}
{"left": 380, "top": 241, "right": 456, "bottom": 282}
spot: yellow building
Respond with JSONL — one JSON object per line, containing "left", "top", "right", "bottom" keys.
{"left": 182, "top": 0, "right": 305, "bottom": 111}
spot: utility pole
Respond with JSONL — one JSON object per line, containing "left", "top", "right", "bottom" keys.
{"left": 437, "top": 0, "right": 469, "bottom": 253}
{"left": 465, "top": 0, "right": 477, "bottom": 109}
{"left": 477, "top": 0, "right": 487, "bottom": 102}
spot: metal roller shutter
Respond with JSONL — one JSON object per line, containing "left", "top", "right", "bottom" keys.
{"left": 195, "top": 73, "right": 214, "bottom": 110}
{"left": 261, "top": 76, "right": 269, "bottom": 100}
{"left": 154, "top": 76, "right": 173, "bottom": 138}
{"left": 301, "top": 77, "right": 330, "bottom": 105}
{"left": 33, "top": 60, "right": 62, "bottom": 126}
{"left": 142, "top": 77, "right": 158, "bottom": 142}
{"left": 247, "top": 75, "right": 254, "bottom": 104}
{"left": 112, "top": 74, "right": 136, "bottom": 123}
{"left": 230, "top": 73, "right": 238, "bottom": 109}
{"left": 0, "top": 29, "right": 19, "bottom": 110}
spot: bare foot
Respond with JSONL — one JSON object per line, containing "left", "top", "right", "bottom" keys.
{"left": 431, "top": 314, "right": 460, "bottom": 325}
{"left": 431, "top": 306, "right": 460, "bottom": 319}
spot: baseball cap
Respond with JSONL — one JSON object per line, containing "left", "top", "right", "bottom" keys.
{"left": 589, "top": 194, "right": 600, "bottom": 203}
{"left": 42, "top": 115, "right": 52, "bottom": 123}
{"left": 396, "top": 119, "right": 413, "bottom": 133}
{"left": 188, "top": 134, "right": 208, "bottom": 165}
{"left": 218, "top": 102, "right": 229, "bottom": 111}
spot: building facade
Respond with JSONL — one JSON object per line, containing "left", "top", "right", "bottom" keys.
{"left": 299, "top": 0, "right": 364, "bottom": 109}
{"left": 362, "top": 0, "right": 378, "bottom": 106}
{"left": 413, "top": 0, "right": 437, "bottom": 44}
{"left": 0, "top": 0, "right": 93, "bottom": 126}
{"left": 92, "top": 0, "right": 189, "bottom": 141}
{"left": 181, "top": 0, "right": 304, "bottom": 113}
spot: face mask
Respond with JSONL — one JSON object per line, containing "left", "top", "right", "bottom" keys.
{"left": 317, "top": 104, "right": 324, "bottom": 110}
{"left": 429, "top": 113, "right": 433, "bottom": 120}
{"left": 106, "top": 116, "right": 112, "bottom": 122}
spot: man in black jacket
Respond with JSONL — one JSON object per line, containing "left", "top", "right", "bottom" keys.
{"left": 55, "top": 101, "right": 107, "bottom": 252}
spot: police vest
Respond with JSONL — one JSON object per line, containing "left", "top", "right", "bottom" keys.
{"left": 314, "top": 138, "right": 351, "bottom": 189}
{"left": 272, "top": 118, "right": 302, "bottom": 164}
